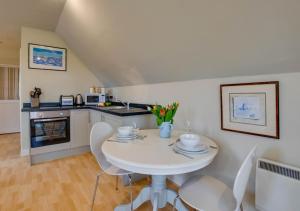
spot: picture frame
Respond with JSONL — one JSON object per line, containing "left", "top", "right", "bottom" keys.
{"left": 28, "top": 43, "right": 67, "bottom": 71}
{"left": 220, "top": 81, "right": 279, "bottom": 139}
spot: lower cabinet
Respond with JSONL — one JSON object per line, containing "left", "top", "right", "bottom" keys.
{"left": 101, "top": 113, "right": 123, "bottom": 131}
{"left": 119, "top": 114, "right": 156, "bottom": 130}
{"left": 92, "top": 111, "right": 155, "bottom": 132}
{"left": 31, "top": 109, "right": 154, "bottom": 164}
{"left": 70, "top": 110, "right": 90, "bottom": 148}
{"left": 71, "top": 109, "right": 155, "bottom": 148}
{"left": 89, "top": 110, "right": 102, "bottom": 126}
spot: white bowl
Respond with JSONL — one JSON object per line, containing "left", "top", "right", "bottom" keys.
{"left": 118, "top": 126, "right": 133, "bottom": 136}
{"left": 180, "top": 134, "right": 200, "bottom": 147}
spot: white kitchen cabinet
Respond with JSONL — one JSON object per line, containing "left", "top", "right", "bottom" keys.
{"left": 89, "top": 110, "right": 156, "bottom": 132}
{"left": 71, "top": 109, "right": 155, "bottom": 148}
{"left": 101, "top": 112, "right": 123, "bottom": 131}
{"left": 29, "top": 108, "right": 155, "bottom": 164}
{"left": 101, "top": 112, "right": 155, "bottom": 131}
{"left": 70, "top": 110, "right": 90, "bottom": 148}
{"left": 88, "top": 110, "right": 102, "bottom": 134}
{"left": 122, "top": 114, "right": 156, "bottom": 129}
{"left": 89, "top": 110, "right": 102, "bottom": 125}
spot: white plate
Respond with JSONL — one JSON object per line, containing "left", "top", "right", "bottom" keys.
{"left": 116, "top": 136, "right": 135, "bottom": 140}
{"left": 116, "top": 134, "right": 138, "bottom": 140}
{"left": 117, "top": 137, "right": 134, "bottom": 140}
{"left": 117, "top": 133, "right": 138, "bottom": 138}
{"left": 176, "top": 141, "right": 207, "bottom": 152}
{"left": 174, "top": 145, "right": 209, "bottom": 155}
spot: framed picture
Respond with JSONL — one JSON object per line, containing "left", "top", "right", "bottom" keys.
{"left": 220, "top": 81, "right": 279, "bottom": 139}
{"left": 28, "top": 43, "right": 67, "bottom": 71}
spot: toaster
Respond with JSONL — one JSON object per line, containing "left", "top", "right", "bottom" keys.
{"left": 60, "top": 95, "right": 74, "bottom": 106}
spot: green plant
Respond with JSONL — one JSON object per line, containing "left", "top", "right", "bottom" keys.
{"left": 150, "top": 102, "right": 179, "bottom": 126}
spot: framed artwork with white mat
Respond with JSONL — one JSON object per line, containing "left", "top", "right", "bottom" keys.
{"left": 220, "top": 81, "right": 279, "bottom": 139}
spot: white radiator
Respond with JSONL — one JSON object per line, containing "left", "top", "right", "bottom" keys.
{"left": 255, "top": 158, "right": 300, "bottom": 211}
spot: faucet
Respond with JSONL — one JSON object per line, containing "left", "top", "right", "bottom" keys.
{"left": 117, "top": 99, "right": 130, "bottom": 110}
{"left": 126, "top": 102, "right": 130, "bottom": 110}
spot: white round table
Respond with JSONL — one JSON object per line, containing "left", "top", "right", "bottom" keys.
{"left": 102, "top": 129, "right": 218, "bottom": 211}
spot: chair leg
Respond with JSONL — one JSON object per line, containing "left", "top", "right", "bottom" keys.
{"left": 128, "top": 174, "right": 133, "bottom": 211}
{"left": 240, "top": 203, "right": 244, "bottom": 211}
{"left": 91, "top": 172, "right": 102, "bottom": 211}
{"left": 172, "top": 195, "right": 180, "bottom": 211}
{"left": 115, "top": 176, "right": 119, "bottom": 191}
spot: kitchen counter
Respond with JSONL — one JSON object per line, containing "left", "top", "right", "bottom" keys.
{"left": 21, "top": 102, "right": 152, "bottom": 117}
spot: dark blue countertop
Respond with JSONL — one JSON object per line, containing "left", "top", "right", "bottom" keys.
{"left": 22, "top": 102, "right": 152, "bottom": 117}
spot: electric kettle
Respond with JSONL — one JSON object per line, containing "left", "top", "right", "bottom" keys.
{"left": 75, "top": 94, "right": 84, "bottom": 105}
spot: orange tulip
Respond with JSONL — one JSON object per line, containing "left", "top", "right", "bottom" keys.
{"left": 160, "top": 109, "right": 166, "bottom": 117}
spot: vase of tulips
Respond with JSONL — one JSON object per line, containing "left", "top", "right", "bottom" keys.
{"left": 150, "top": 102, "right": 179, "bottom": 138}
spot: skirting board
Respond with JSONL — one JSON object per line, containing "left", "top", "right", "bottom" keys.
{"left": 21, "top": 148, "right": 30, "bottom": 156}
{"left": 30, "top": 145, "right": 91, "bottom": 165}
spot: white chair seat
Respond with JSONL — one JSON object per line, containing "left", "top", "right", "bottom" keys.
{"left": 179, "top": 175, "right": 236, "bottom": 211}
{"left": 103, "top": 164, "right": 132, "bottom": 176}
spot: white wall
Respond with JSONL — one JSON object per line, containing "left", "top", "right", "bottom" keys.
{"left": 19, "top": 27, "right": 102, "bottom": 155}
{"left": 20, "top": 27, "right": 102, "bottom": 102}
{"left": 0, "top": 100, "right": 20, "bottom": 134}
{"left": 112, "top": 72, "right": 300, "bottom": 210}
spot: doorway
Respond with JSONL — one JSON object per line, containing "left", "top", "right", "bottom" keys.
{"left": 0, "top": 65, "right": 20, "bottom": 134}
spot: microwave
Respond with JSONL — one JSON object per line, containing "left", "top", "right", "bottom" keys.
{"left": 85, "top": 93, "right": 106, "bottom": 105}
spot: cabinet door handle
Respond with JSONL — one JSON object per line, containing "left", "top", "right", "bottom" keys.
{"left": 34, "top": 117, "right": 68, "bottom": 122}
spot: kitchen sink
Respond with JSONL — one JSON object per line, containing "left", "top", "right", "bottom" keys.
{"left": 100, "top": 106, "right": 148, "bottom": 113}
{"left": 100, "top": 106, "right": 126, "bottom": 110}
{"left": 112, "top": 108, "right": 147, "bottom": 113}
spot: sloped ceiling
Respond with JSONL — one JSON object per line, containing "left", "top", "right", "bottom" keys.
{"left": 0, "top": 0, "right": 66, "bottom": 65}
{"left": 56, "top": 0, "right": 300, "bottom": 87}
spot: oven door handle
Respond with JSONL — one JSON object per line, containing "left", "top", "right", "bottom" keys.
{"left": 33, "top": 117, "right": 68, "bottom": 123}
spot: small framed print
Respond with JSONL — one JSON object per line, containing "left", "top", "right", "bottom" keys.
{"left": 28, "top": 43, "right": 67, "bottom": 71}
{"left": 220, "top": 81, "right": 279, "bottom": 139}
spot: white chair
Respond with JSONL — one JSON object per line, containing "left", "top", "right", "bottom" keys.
{"left": 90, "top": 122, "right": 133, "bottom": 211}
{"left": 174, "top": 145, "right": 257, "bottom": 211}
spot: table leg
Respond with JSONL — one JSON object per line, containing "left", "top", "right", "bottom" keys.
{"left": 114, "top": 186, "right": 151, "bottom": 211}
{"left": 114, "top": 175, "right": 189, "bottom": 211}
{"left": 152, "top": 192, "right": 159, "bottom": 211}
{"left": 150, "top": 175, "right": 167, "bottom": 208}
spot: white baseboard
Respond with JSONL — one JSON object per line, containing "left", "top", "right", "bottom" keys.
{"left": 20, "top": 148, "right": 30, "bottom": 156}
{"left": 30, "top": 145, "right": 90, "bottom": 164}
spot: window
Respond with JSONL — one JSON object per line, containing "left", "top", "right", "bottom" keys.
{"left": 0, "top": 66, "right": 19, "bottom": 100}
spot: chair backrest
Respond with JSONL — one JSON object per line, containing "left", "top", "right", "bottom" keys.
{"left": 233, "top": 145, "right": 257, "bottom": 211}
{"left": 90, "top": 122, "right": 114, "bottom": 171}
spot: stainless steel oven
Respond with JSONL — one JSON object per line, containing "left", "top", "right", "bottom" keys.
{"left": 30, "top": 110, "right": 70, "bottom": 148}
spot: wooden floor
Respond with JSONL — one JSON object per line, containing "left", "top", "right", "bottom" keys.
{"left": 0, "top": 133, "right": 181, "bottom": 211}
